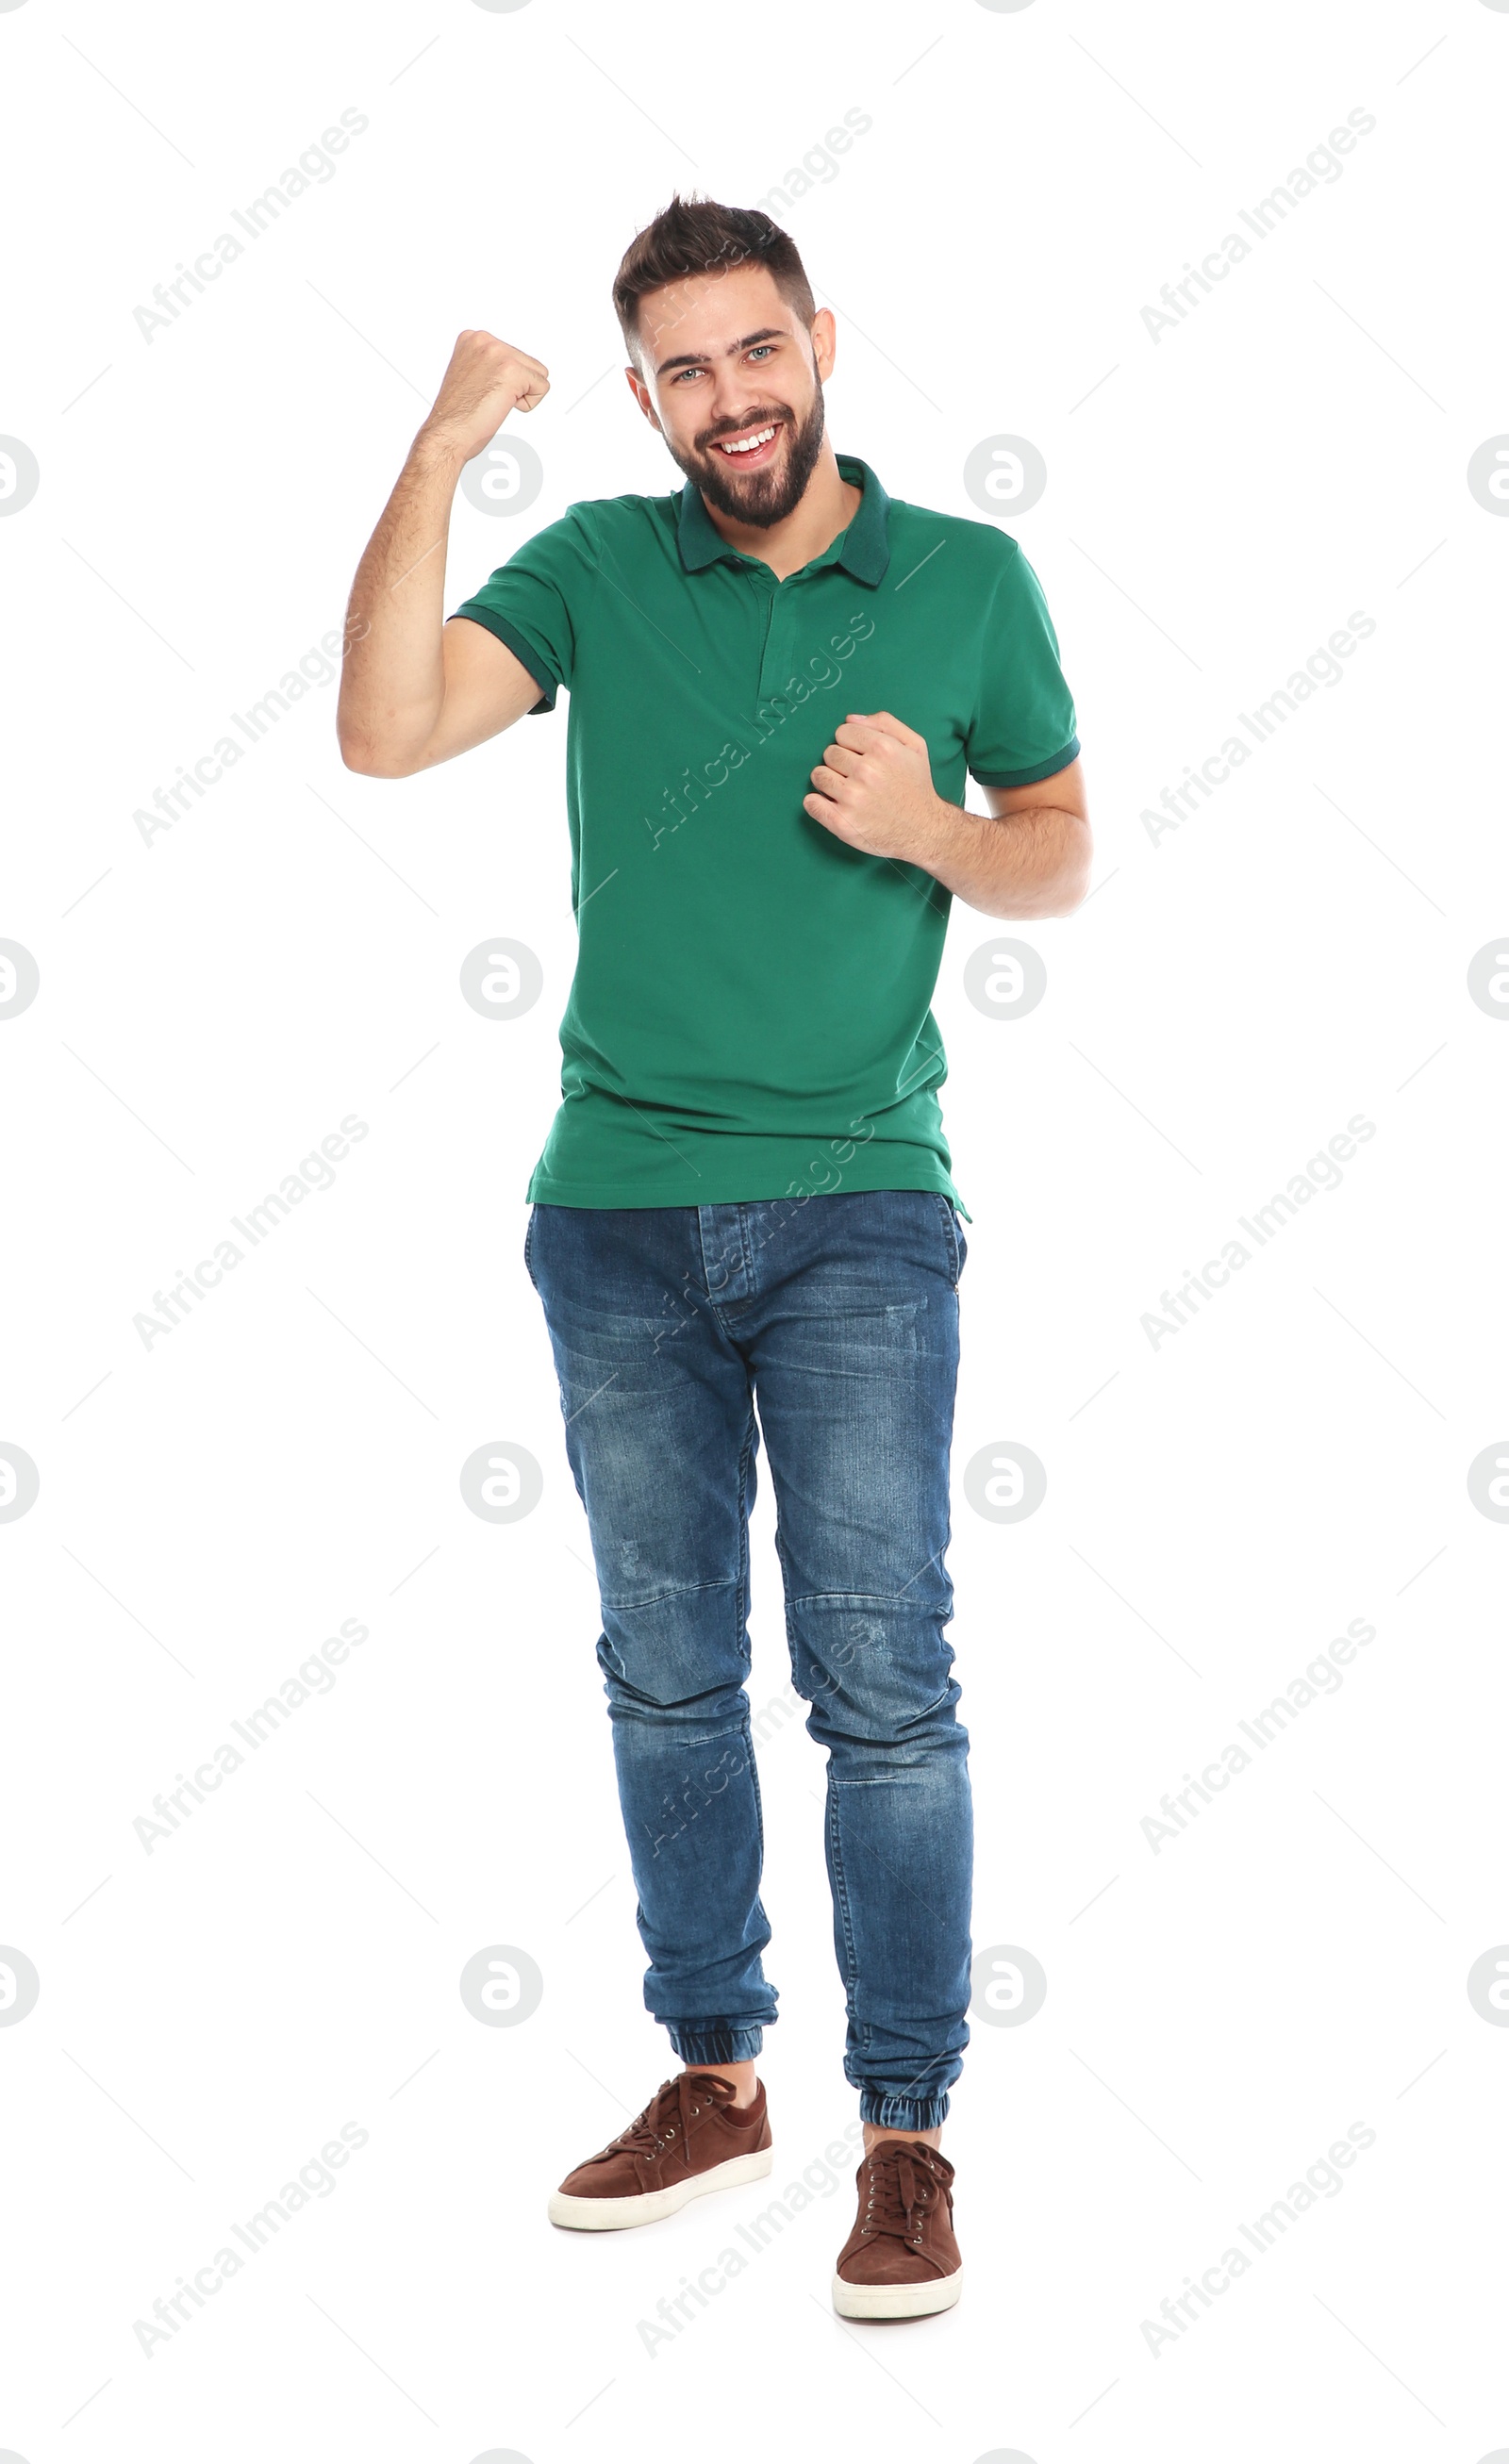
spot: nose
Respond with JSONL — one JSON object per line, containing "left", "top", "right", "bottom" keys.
{"left": 708, "top": 375, "right": 769, "bottom": 429}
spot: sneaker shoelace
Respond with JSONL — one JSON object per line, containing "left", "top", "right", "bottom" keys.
{"left": 860, "top": 2144, "right": 946, "bottom": 2249}
{"left": 605, "top": 2073, "right": 726, "bottom": 2165}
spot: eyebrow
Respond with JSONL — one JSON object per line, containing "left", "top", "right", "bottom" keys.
{"left": 654, "top": 326, "right": 787, "bottom": 377}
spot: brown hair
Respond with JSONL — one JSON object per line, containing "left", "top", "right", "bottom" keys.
{"left": 612, "top": 191, "right": 817, "bottom": 360}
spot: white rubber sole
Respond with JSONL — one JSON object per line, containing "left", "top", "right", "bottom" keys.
{"left": 548, "top": 2144, "right": 773, "bottom": 2231}
{"left": 832, "top": 2266, "right": 963, "bottom": 2320}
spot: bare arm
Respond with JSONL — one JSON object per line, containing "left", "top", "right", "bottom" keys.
{"left": 805, "top": 715, "right": 1091, "bottom": 918}
{"left": 337, "top": 331, "right": 552, "bottom": 779}
{"left": 966, "top": 764, "right": 1091, "bottom": 918}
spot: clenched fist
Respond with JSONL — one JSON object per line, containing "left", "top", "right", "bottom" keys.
{"left": 421, "top": 329, "right": 550, "bottom": 464}
{"left": 804, "top": 711, "right": 946, "bottom": 862}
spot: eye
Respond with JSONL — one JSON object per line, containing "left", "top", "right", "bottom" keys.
{"left": 747, "top": 345, "right": 775, "bottom": 362}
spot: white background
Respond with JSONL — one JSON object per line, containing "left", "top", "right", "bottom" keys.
{"left": 3, "top": 0, "right": 1507, "bottom": 2456}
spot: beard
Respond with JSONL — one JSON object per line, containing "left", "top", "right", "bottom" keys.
{"left": 666, "top": 382, "right": 828, "bottom": 529}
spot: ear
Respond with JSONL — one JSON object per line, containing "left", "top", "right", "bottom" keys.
{"left": 623, "top": 365, "right": 663, "bottom": 432}
{"left": 810, "top": 306, "right": 837, "bottom": 381}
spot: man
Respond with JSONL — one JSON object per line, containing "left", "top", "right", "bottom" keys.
{"left": 338, "top": 193, "right": 1089, "bottom": 2320}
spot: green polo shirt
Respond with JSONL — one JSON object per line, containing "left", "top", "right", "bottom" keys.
{"left": 450, "top": 454, "right": 1078, "bottom": 1213}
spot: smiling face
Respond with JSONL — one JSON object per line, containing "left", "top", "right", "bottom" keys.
{"left": 625, "top": 260, "right": 835, "bottom": 528}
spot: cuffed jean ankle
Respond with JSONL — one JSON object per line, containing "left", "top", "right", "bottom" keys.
{"left": 526, "top": 1188, "right": 973, "bottom": 2131}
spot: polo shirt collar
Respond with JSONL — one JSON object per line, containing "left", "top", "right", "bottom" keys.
{"left": 676, "top": 452, "right": 890, "bottom": 586}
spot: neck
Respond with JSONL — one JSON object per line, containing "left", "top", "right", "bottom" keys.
{"left": 700, "top": 440, "right": 861, "bottom": 582}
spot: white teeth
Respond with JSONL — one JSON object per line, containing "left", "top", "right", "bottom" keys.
{"left": 717, "top": 425, "right": 777, "bottom": 455}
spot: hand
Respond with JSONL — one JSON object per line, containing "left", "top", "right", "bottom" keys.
{"left": 804, "top": 711, "right": 947, "bottom": 861}
{"left": 420, "top": 329, "right": 551, "bottom": 464}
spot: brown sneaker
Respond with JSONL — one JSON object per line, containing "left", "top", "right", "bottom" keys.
{"left": 832, "top": 2139, "right": 962, "bottom": 2318}
{"left": 547, "top": 2070, "right": 772, "bottom": 2231}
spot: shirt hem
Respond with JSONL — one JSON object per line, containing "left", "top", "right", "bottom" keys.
{"left": 446, "top": 606, "right": 559, "bottom": 711}
{"left": 526, "top": 1159, "right": 970, "bottom": 1220}
{"left": 970, "top": 734, "right": 1080, "bottom": 788}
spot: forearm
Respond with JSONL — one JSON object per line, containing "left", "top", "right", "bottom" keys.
{"left": 911, "top": 796, "right": 1092, "bottom": 918}
{"left": 336, "top": 428, "right": 465, "bottom": 774}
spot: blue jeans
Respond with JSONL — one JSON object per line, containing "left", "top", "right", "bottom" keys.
{"left": 525, "top": 1189, "right": 972, "bottom": 2132}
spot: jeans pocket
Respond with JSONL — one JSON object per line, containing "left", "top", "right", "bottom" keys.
{"left": 523, "top": 1204, "right": 539, "bottom": 1292}
{"left": 932, "top": 1193, "right": 964, "bottom": 1290}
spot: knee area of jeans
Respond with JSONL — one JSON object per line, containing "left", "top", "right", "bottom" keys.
{"left": 786, "top": 1587, "right": 953, "bottom": 1627}
{"left": 603, "top": 1669, "right": 754, "bottom": 1727}
{"left": 596, "top": 1588, "right": 750, "bottom": 1685}
{"left": 804, "top": 1687, "right": 969, "bottom": 1753}
{"left": 788, "top": 1611, "right": 960, "bottom": 1724}
{"left": 818, "top": 1730, "right": 970, "bottom": 1776}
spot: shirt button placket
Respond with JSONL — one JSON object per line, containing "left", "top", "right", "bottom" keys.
{"left": 755, "top": 571, "right": 795, "bottom": 705}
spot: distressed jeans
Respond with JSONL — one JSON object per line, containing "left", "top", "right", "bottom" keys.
{"left": 525, "top": 1188, "right": 972, "bottom": 2131}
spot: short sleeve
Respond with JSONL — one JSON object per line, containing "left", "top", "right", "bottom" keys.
{"left": 966, "top": 541, "right": 1080, "bottom": 787}
{"left": 448, "top": 506, "right": 597, "bottom": 715}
